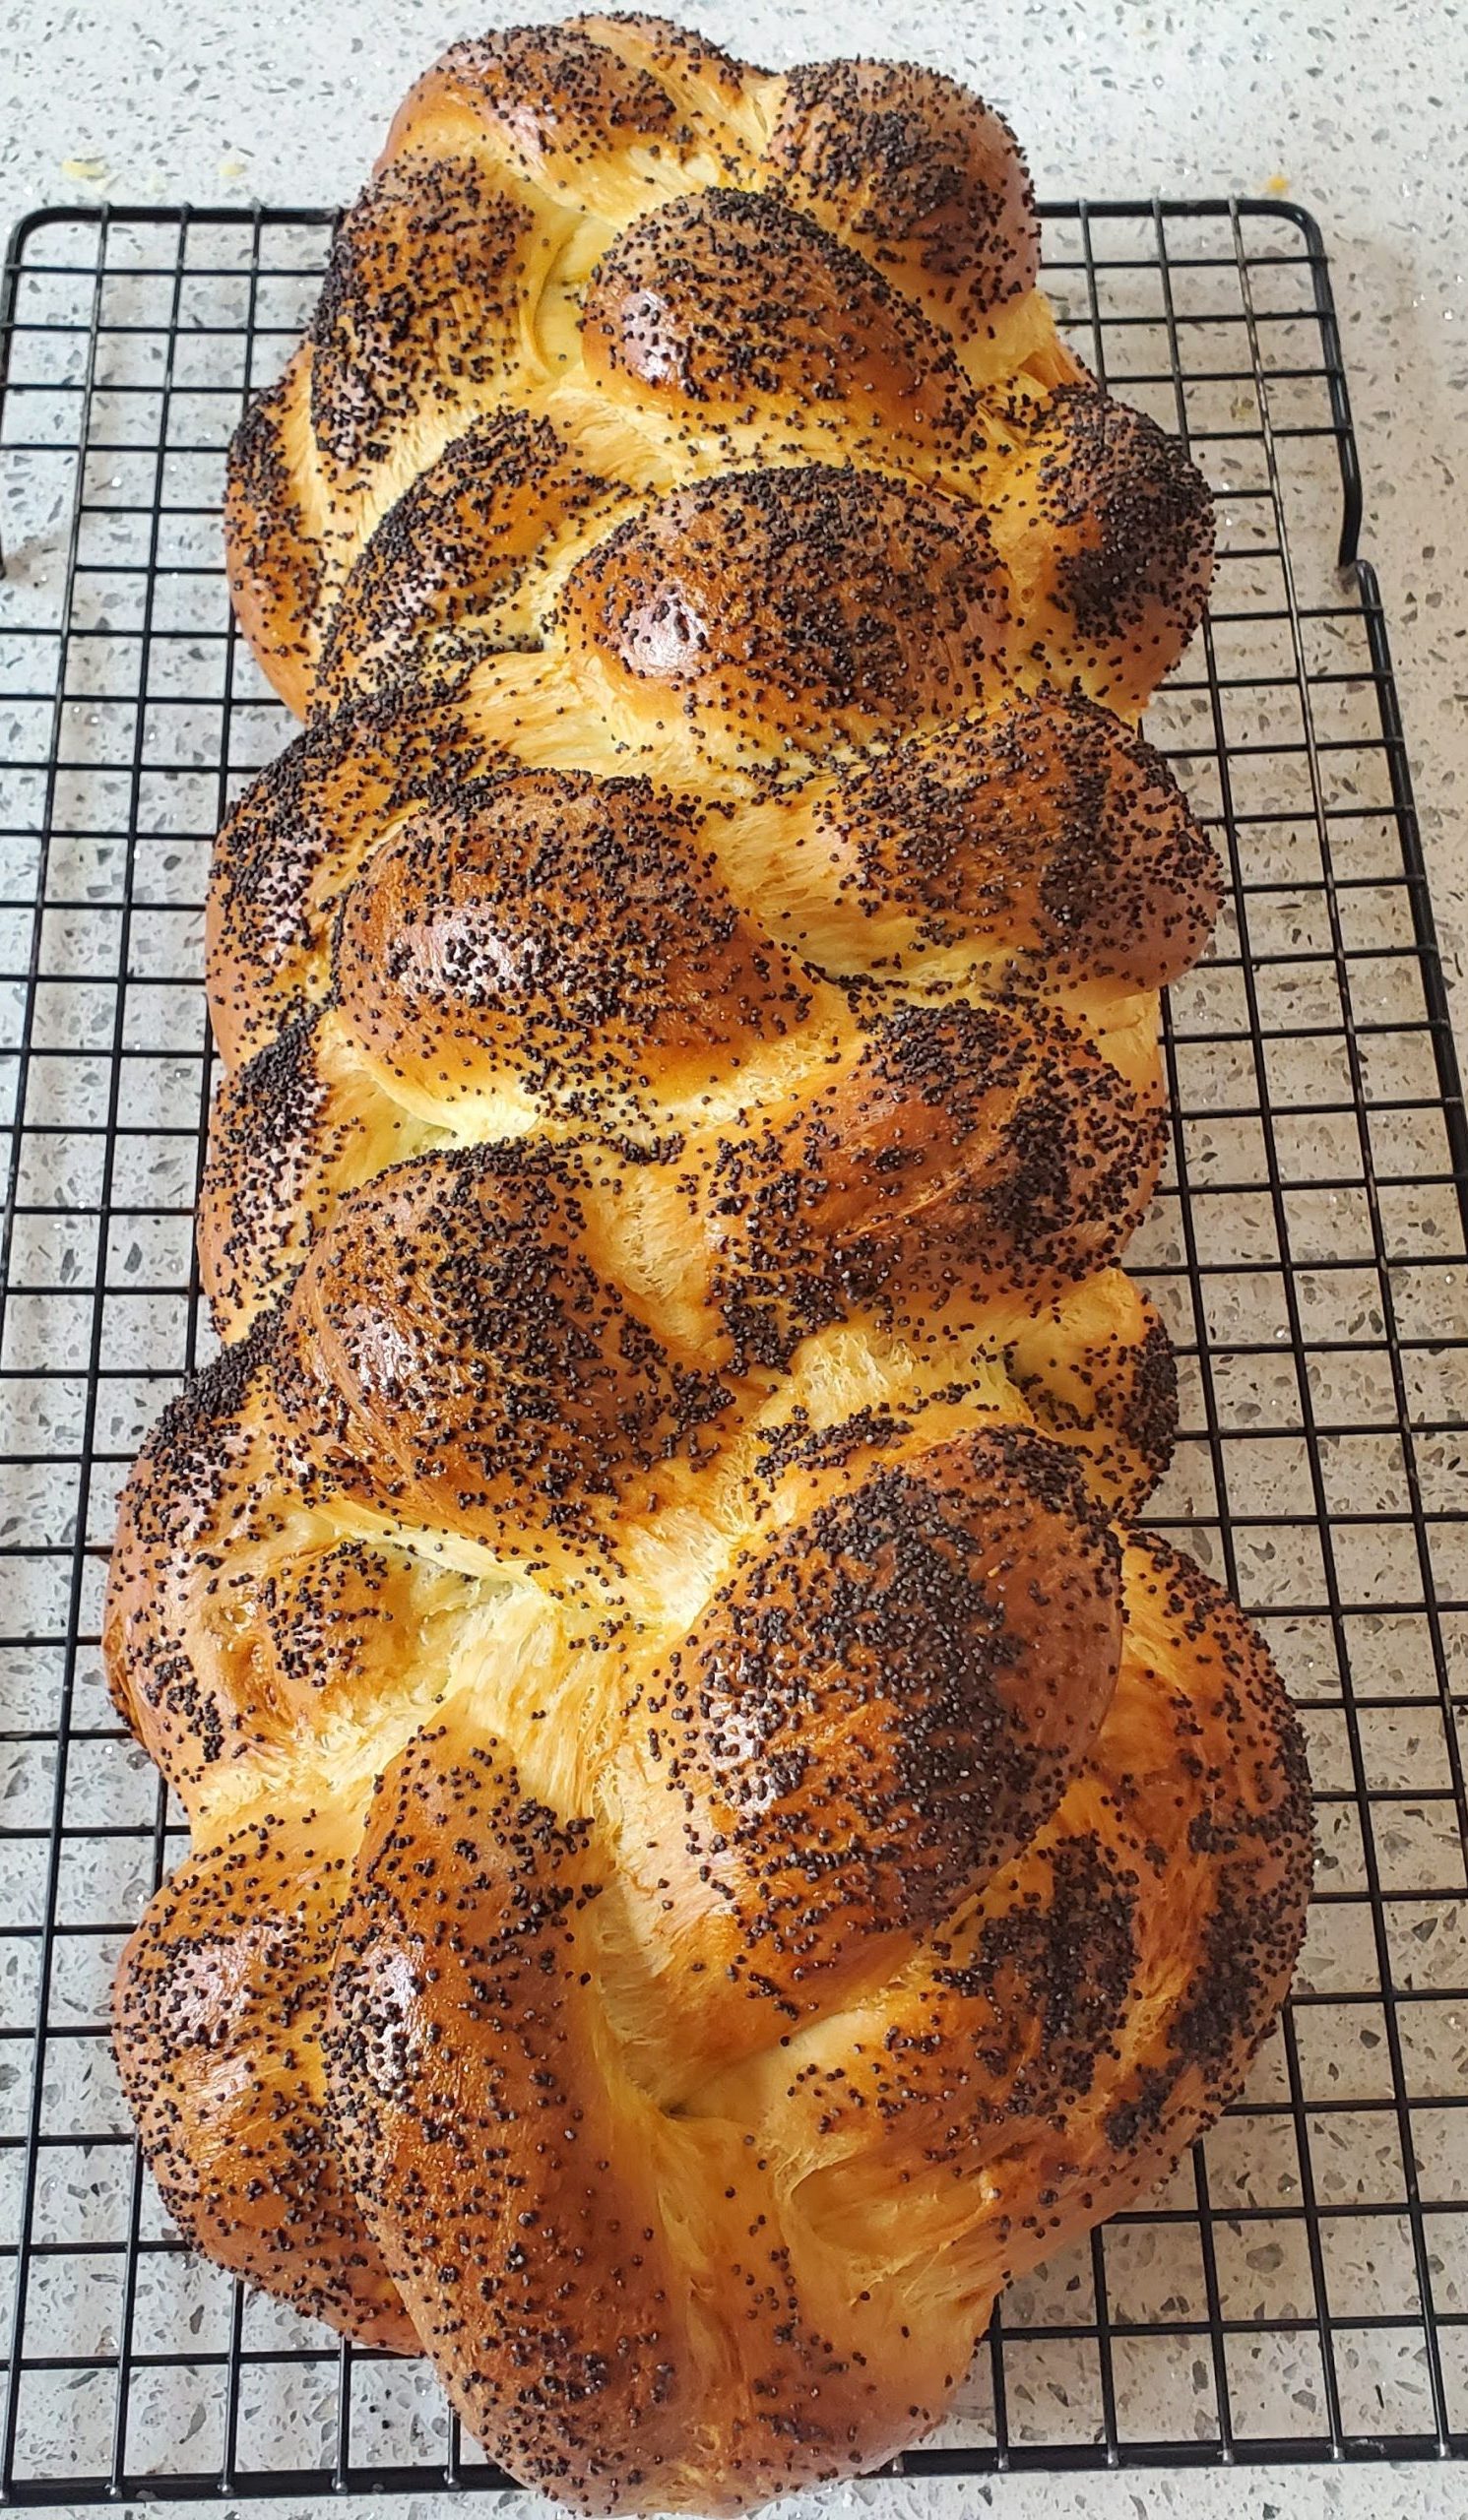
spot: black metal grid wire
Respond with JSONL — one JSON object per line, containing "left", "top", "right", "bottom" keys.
{"left": 0, "top": 195, "right": 1463, "bottom": 2501}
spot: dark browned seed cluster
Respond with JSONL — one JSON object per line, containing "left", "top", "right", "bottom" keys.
{"left": 106, "top": 1313, "right": 281, "bottom": 1761}
{"left": 749, "top": 1403, "right": 913, "bottom": 1485}
{"left": 270, "top": 1141, "right": 731, "bottom": 1565}
{"left": 115, "top": 1811, "right": 415, "bottom": 2349}
{"left": 764, "top": 57, "right": 1039, "bottom": 321}
{"left": 210, "top": 716, "right": 343, "bottom": 989}
{"left": 208, "top": 681, "right": 498, "bottom": 1066}
{"left": 1117, "top": 1534, "right": 1316, "bottom": 2104}
{"left": 823, "top": 684, "right": 1220, "bottom": 986}
{"left": 225, "top": 373, "right": 321, "bottom": 667}
{"left": 257, "top": 1536, "right": 461, "bottom": 1702}
{"left": 926, "top": 1829, "right": 1141, "bottom": 2121}
{"left": 405, "top": 22, "right": 680, "bottom": 166}
{"left": 315, "top": 412, "right": 625, "bottom": 712}
{"left": 310, "top": 150, "right": 543, "bottom": 486}
{"left": 758, "top": 1528, "right": 1313, "bottom": 2195}
{"left": 621, "top": 1428, "right": 1120, "bottom": 1995}
{"left": 583, "top": 186, "right": 981, "bottom": 456}
{"left": 563, "top": 462, "right": 1009, "bottom": 754}
{"left": 223, "top": 0, "right": 1217, "bottom": 743}
{"left": 202, "top": 1008, "right": 382, "bottom": 1328}
{"left": 325, "top": 1729, "right": 697, "bottom": 2507}
{"left": 591, "top": 11, "right": 765, "bottom": 100}
{"left": 668, "top": 999, "right": 1162, "bottom": 1369}
{"left": 1004, "top": 1299, "right": 1180, "bottom": 1504}
{"left": 1013, "top": 383, "right": 1216, "bottom": 661}
{"left": 333, "top": 768, "right": 815, "bottom": 1128}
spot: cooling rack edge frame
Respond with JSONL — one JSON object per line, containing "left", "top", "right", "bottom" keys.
{"left": 0, "top": 189, "right": 1464, "bottom": 2499}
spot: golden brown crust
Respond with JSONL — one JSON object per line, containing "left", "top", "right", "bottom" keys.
{"left": 718, "top": 1530, "right": 1314, "bottom": 2292}
{"left": 332, "top": 771, "right": 817, "bottom": 1124}
{"left": 201, "top": 607, "right": 1208, "bottom": 1346}
{"left": 199, "top": 957, "right": 1163, "bottom": 1350}
{"left": 566, "top": 10, "right": 767, "bottom": 116}
{"left": 113, "top": 1813, "right": 415, "bottom": 2353}
{"left": 327, "top": 1730, "right": 730, "bottom": 2513}
{"left": 103, "top": 1312, "right": 477, "bottom": 1796}
{"left": 107, "top": 1267, "right": 1174, "bottom": 1806}
{"left": 314, "top": 1520, "right": 1308, "bottom": 2513}
{"left": 609, "top": 1426, "right": 1123, "bottom": 2065}
{"left": 105, "top": 1318, "right": 283, "bottom": 1799}
{"left": 206, "top": 650, "right": 1217, "bottom": 1093}
{"left": 654, "top": 1000, "right": 1166, "bottom": 1367}
{"left": 383, "top": 21, "right": 691, "bottom": 194}
{"left": 561, "top": 464, "right": 1012, "bottom": 755}
{"left": 207, "top": 436, "right": 1218, "bottom": 1103}
{"left": 222, "top": 349, "right": 321, "bottom": 720}
{"left": 1002, "top": 1279, "right": 1179, "bottom": 1512}
{"left": 264, "top": 1143, "right": 734, "bottom": 1577}
{"left": 306, "top": 150, "right": 550, "bottom": 501}
{"left": 803, "top": 685, "right": 1222, "bottom": 991}
{"left": 196, "top": 1007, "right": 419, "bottom": 1330}
{"left": 314, "top": 413, "right": 630, "bottom": 712}
{"left": 580, "top": 185, "right": 981, "bottom": 453}
{"left": 223, "top": 20, "right": 1210, "bottom": 719}
{"left": 204, "top": 683, "right": 496, "bottom": 1070}
{"left": 110, "top": 1193, "right": 1308, "bottom": 2498}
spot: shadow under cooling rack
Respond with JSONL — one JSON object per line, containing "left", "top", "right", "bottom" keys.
{"left": 0, "top": 196, "right": 1464, "bottom": 2501}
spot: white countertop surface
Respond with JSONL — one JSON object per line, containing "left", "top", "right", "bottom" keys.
{"left": 2, "top": 4, "right": 1467, "bottom": 2517}
{"left": 87, "top": 2475, "right": 1468, "bottom": 2520}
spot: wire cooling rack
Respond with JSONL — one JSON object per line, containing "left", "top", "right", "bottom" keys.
{"left": 0, "top": 194, "right": 1462, "bottom": 2503}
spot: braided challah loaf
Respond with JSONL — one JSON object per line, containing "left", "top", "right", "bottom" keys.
{"left": 105, "top": 18, "right": 1312, "bottom": 2514}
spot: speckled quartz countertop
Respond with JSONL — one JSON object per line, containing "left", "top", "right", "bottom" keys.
{"left": 1, "top": 4, "right": 1466, "bottom": 2519}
